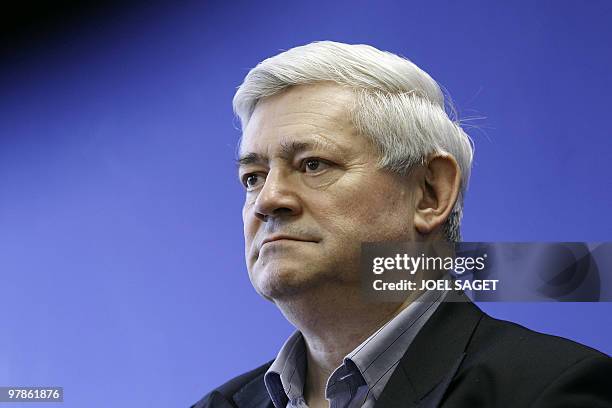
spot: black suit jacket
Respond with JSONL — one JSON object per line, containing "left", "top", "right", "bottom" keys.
{"left": 192, "top": 292, "right": 612, "bottom": 407}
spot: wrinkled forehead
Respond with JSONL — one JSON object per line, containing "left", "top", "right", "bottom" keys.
{"left": 238, "top": 83, "right": 359, "bottom": 156}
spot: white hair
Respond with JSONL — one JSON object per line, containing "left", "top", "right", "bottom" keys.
{"left": 233, "top": 41, "right": 474, "bottom": 242}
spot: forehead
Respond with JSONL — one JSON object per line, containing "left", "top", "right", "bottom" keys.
{"left": 239, "top": 83, "right": 362, "bottom": 156}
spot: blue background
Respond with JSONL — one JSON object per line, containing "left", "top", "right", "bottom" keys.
{"left": 1, "top": 1, "right": 610, "bottom": 407}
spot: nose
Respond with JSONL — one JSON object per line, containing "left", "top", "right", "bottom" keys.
{"left": 253, "top": 169, "right": 301, "bottom": 222}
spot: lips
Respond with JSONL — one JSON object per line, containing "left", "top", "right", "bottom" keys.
{"left": 260, "top": 235, "right": 316, "bottom": 248}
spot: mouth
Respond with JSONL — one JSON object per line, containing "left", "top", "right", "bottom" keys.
{"left": 260, "top": 235, "right": 318, "bottom": 249}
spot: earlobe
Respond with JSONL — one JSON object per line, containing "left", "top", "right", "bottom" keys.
{"left": 413, "top": 154, "right": 461, "bottom": 237}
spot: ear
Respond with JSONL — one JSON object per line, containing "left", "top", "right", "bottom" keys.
{"left": 413, "top": 154, "right": 462, "bottom": 237}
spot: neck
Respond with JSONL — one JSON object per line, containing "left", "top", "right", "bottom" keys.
{"left": 273, "top": 283, "right": 422, "bottom": 405}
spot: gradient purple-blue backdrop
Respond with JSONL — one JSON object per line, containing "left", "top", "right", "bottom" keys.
{"left": 1, "top": 1, "right": 610, "bottom": 407}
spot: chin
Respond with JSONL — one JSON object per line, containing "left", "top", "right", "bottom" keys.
{"left": 250, "top": 260, "right": 328, "bottom": 301}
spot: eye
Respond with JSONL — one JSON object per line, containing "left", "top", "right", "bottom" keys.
{"left": 301, "top": 158, "right": 330, "bottom": 173}
{"left": 241, "top": 173, "right": 265, "bottom": 190}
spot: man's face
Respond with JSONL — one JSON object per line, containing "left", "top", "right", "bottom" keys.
{"left": 239, "top": 83, "right": 419, "bottom": 301}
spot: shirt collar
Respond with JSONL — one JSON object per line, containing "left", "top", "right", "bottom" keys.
{"left": 264, "top": 331, "right": 307, "bottom": 407}
{"left": 344, "top": 288, "right": 446, "bottom": 400}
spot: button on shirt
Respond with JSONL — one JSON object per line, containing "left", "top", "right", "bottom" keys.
{"left": 263, "top": 290, "right": 447, "bottom": 408}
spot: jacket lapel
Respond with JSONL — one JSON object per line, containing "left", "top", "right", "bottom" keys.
{"left": 415, "top": 352, "right": 466, "bottom": 408}
{"left": 233, "top": 374, "right": 273, "bottom": 408}
{"left": 375, "top": 291, "right": 483, "bottom": 408}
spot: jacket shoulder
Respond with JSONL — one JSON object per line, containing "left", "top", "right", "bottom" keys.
{"left": 444, "top": 312, "right": 611, "bottom": 406}
{"left": 473, "top": 313, "right": 608, "bottom": 363}
{"left": 191, "top": 360, "right": 273, "bottom": 408}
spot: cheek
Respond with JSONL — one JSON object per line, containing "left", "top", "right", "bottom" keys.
{"left": 242, "top": 203, "right": 257, "bottom": 244}
{"left": 242, "top": 207, "right": 259, "bottom": 270}
{"left": 323, "top": 182, "right": 412, "bottom": 240}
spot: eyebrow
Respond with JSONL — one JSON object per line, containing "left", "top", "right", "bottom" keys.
{"left": 236, "top": 139, "right": 341, "bottom": 168}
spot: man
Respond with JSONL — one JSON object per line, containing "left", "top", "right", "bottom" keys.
{"left": 193, "top": 41, "right": 611, "bottom": 407}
